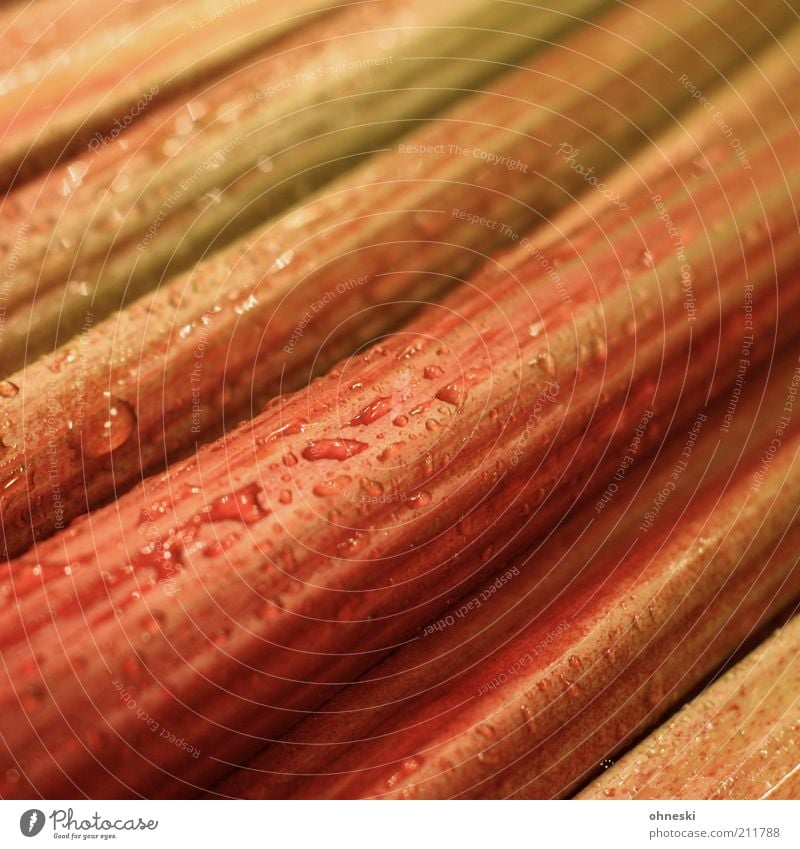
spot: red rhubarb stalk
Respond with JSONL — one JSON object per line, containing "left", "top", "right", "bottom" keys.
{"left": 217, "top": 346, "right": 800, "bottom": 798}
{"left": 2, "top": 36, "right": 800, "bottom": 798}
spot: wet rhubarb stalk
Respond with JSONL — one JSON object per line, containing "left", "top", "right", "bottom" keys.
{"left": 0, "top": 0, "right": 604, "bottom": 372}
{"left": 214, "top": 345, "right": 800, "bottom": 799}
{"left": 579, "top": 612, "right": 800, "bottom": 800}
{"left": 2, "top": 7, "right": 798, "bottom": 560}
{"left": 2, "top": 30, "right": 800, "bottom": 798}
{"left": 0, "top": 0, "right": 341, "bottom": 190}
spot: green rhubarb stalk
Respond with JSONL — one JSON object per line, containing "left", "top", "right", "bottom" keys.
{"left": 0, "top": 0, "right": 341, "bottom": 188}
{"left": 0, "top": 0, "right": 606, "bottom": 372}
{"left": 1, "top": 3, "right": 798, "bottom": 560}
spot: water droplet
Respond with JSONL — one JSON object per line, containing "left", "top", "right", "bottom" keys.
{"left": 423, "top": 365, "right": 444, "bottom": 380}
{"left": 349, "top": 397, "right": 392, "bottom": 427}
{"left": 0, "top": 381, "right": 19, "bottom": 398}
{"left": 378, "top": 441, "right": 406, "bottom": 462}
{"left": 302, "top": 439, "right": 369, "bottom": 461}
{"left": 529, "top": 352, "right": 556, "bottom": 378}
{"left": 360, "top": 478, "right": 384, "bottom": 498}
{"left": 312, "top": 475, "right": 352, "bottom": 497}
{"left": 202, "top": 483, "right": 269, "bottom": 524}
{"left": 478, "top": 747, "right": 501, "bottom": 766}
{"left": 520, "top": 704, "right": 537, "bottom": 735}
{"left": 435, "top": 382, "right": 464, "bottom": 406}
{"left": 83, "top": 396, "right": 136, "bottom": 457}
{"left": 271, "top": 250, "right": 294, "bottom": 272}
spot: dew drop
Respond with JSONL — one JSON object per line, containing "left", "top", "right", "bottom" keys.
{"left": 360, "top": 478, "right": 384, "bottom": 498}
{"left": 302, "top": 439, "right": 369, "bottom": 461}
{"left": 529, "top": 351, "right": 556, "bottom": 378}
{"left": 202, "top": 483, "right": 269, "bottom": 524}
{"left": 423, "top": 365, "right": 444, "bottom": 380}
{"left": 520, "top": 704, "right": 537, "bottom": 735}
{"left": 312, "top": 475, "right": 352, "bottom": 497}
{"left": 435, "top": 383, "right": 464, "bottom": 407}
{"left": 83, "top": 396, "right": 136, "bottom": 457}
{"left": 349, "top": 397, "right": 392, "bottom": 427}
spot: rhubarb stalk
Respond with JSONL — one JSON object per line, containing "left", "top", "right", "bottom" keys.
{"left": 0, "top": 0, "right": 343, "bottom": 188}
{"left": 2, "top": 3, "right": 797, "bottom": 559}
{"left": 216, "top": 346, "right": 800, "bottom": 799}
{"left": 0, "top": 0, "right": 606, "bottom": 371}
{"left": 2, "top": 28, "right": 800, "bottom": 798}
{"left": 579, "top": 613, "right": 800, "bottom": 800}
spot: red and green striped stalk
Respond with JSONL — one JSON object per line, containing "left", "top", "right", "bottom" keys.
{"left": 2, "top": 4, "right": 797, "bottom": 560}
{"left": 2, "top": 31, "right": 800, "bottom": 798}
{"left": 0, "top": 0, "right": 606, "bottom": 372}
{"left": 0, "top": 0, "right": 342, "bottom": 188}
